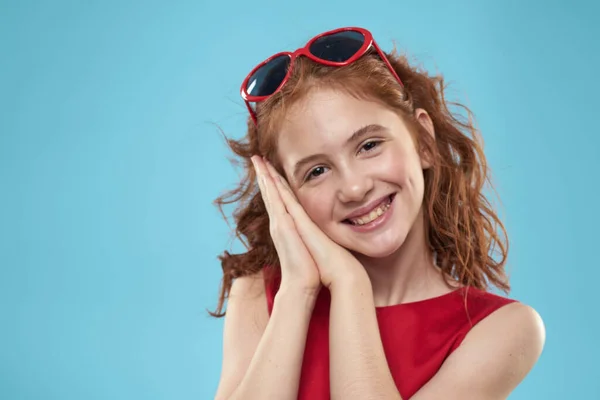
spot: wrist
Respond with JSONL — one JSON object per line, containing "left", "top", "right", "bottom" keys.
{"left": 329, "top": 269, "right": 371, "bottom": 296}
{"left": 275, "top": 284, "right": 320, "bottom": 312}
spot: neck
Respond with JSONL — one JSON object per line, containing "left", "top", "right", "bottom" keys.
{"left": 354, "top": 208, "right": 457, "bottom": 306}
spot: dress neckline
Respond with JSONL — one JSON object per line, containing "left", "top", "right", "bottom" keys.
{"left": 374, "top": 286, "right": 468, "bottom": 312}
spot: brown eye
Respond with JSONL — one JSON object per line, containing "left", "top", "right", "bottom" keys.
{"left": 360, "top": 140, "right": 380, "bottom": 153}
{"left": 306, "top": 166, "right": 327, "bottom": 181}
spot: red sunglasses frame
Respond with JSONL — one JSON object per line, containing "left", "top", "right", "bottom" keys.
{"left": 240, "top": 26, "right": 404, "bottom": 126}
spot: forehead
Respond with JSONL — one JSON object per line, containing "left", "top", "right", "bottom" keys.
{"left": 275, "top": 88, "right": 403, "bottom": 167}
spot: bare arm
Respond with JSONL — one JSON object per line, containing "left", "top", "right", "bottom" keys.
{"left": 329, "top": 274, "right": 401, "bottom": 399}
{"left": 411, "top": 302, "right": 545, "bottom": 400}
{"left": 214, "top": 271, "right": 317, "bottom": 400}
{"left": 329, "top": 274, "right": 545, "bottom": 400}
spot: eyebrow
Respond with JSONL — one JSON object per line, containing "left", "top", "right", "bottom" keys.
{"left": 291, "top": 124, "right": 388, "bottom": 181}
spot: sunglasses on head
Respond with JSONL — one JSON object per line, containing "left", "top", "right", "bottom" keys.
{"left": 240, "top": 27, "right": 404, "bottom": 126}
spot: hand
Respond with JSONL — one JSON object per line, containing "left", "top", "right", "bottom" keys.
{"left": 261, "top": 158, "right": 369, "bottom": 291}
{"left": 251, "top": 156, "right": 322, "bottom": 297}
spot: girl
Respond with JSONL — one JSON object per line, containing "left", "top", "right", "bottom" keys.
{"left": 212, "top": 27, "right": 545, "bottom": 400}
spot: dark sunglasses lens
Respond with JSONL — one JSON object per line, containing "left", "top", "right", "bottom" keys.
{"left": 246, "top": 55, "right": 291, "bottom": 97}
{"left": 309, "top": 30, "right": 365, "bottom": 62}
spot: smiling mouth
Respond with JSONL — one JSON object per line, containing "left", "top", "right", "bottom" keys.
{"left": 343, "top": 194, "right": 396, "bottom": 226}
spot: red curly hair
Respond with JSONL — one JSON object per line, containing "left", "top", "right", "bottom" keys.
{"left": 209, "top": 49, "right": 510, "bottom": 317}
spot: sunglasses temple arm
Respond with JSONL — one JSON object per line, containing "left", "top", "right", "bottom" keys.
{"left": 245, "top": 101, "right": 259, "bottom": 126}
{"left": 373, "top": 43, "right": 404, "bottom": 88}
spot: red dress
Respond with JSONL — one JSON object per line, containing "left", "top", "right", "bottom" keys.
{"left": 263, "top": 269, "right": 516, "bottom": 399}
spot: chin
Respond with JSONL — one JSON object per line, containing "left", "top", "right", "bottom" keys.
{"left": 350, "top": 236, "right": 406, "bottom": 259}
{"left": 333, "top": 225, "right": 410, "bottom": 260}
{"left": 353, "top": 245, "right": 399, "bottom": 259}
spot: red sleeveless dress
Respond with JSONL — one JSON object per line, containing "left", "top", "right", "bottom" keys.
{"left": 263, "top": 269, "right": 516, "bottom": 399}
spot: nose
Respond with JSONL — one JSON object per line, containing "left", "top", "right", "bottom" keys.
{"left": 336, "top": 168, "right": 374, "bottom": 204}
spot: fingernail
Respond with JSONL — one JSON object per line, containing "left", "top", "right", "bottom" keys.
{"left": 251, "top": 156, "right": 260, "bottom": 170}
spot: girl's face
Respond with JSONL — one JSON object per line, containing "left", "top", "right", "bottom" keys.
{"left": 276, "top": 88, "right": 434, "bottom": 258}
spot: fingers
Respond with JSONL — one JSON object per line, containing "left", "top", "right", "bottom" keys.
{"left": 266, "top": 163, "right": 305, "bottom": 217}
{"left": 264, "top": 160, "right": 330, "bottom": 246}
{"left": 251, "top": 156, "right": 287, "bottom": 220}
{"left": 263, "top": 160, "right": 294, "bottom": 195}
{"left": 251, "top": 156, "right": 272, "bottom": 214}
{"left": 253, "top": 156, "right": 320, "bottom": 283}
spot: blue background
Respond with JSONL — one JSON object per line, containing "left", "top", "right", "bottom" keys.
{"left": 1, "top": 0, "right": 598, "bottom": 398}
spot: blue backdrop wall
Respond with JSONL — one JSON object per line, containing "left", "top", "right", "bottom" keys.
{"left": 1, "top": 0, "right": 598, "bottom": 398}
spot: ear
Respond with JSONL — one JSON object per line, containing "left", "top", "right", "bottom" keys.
{"left": 414, "top": 108, "right": 435, "bottom": 169}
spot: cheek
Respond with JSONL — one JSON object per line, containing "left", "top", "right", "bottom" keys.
{"left": 379, "top": 148, "right": 411, "bottom": 183}
{"left": 298, "top": 191, "right": 333, "bottom": 226}
{"left": 381, "top": 145, "right": 425, "bottom": 194}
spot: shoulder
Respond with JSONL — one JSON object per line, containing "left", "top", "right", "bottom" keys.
{"left": 454, "top": 301, "right": 545, "bottom": 395}
{"left": 454, "top": 287, "right": 522, "bottom": 328}
{"left": 460, "top": 288, "right": 545, "bottom": 366}
{"left": 469, "top": 300, "right": 545, "bottom": 350}
{"left": 461, "top": 287, "right": 544, "bottom": 341}
{"left": 226, "top": 269, "right": 270, "bottom": 335}
{"left": 230, "top": 269, "right": 268, "bottom": 298}
{"left": 414, "top": 298, "right": 545, "bottom": 399}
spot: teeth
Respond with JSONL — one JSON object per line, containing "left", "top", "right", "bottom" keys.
{"left": 349, "top": 199, "right": 391, "bottom": 226}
